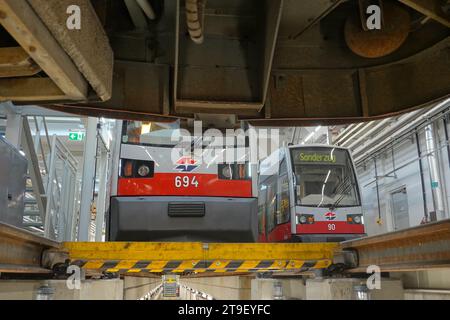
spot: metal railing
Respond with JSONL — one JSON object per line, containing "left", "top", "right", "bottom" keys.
{"left": 44, "top": 134, "right": 80, "bottom": 241}
{"left": 19, "top": 116, "right": 81, "bottom": 241}
{"left": 3, "top": 111, "right": 114, "bottom": 242}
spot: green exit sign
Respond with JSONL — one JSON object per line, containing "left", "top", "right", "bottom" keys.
{"left": 68, "top": 132, "right": 85, "bottom": 141}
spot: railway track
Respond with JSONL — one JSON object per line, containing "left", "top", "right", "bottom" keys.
{"left": 340, "top": 219, "right": 450, "bottom": 273}
{"left": 0, "top": 222, "right": 61, "bottom": 274}
{"left": 1, "top": 219, "right": 450, "bottom": 276}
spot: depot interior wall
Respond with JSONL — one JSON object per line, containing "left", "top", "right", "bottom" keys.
{"left": 392, "top": 269, "right": 450, "bottom": 291}
{"left": 357, "top": 139, "right": 428, "bottom": 235}
{"left": 404, "top": 289, "right": 450, "bottom": 300}
{"left": 356, "top": 118, "right": 450, "bottom": 235}
{"left": 181, "top": 276, "right": 252, "bottom": 300}
{"left": 391, "top": 268, "right": 450, "bottom": 300}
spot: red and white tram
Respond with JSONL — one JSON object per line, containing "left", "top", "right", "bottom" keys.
{"left": 258, "top": 145, "right": 365, "bottom": 242}
{"left": 107, "top": 120, "right": 258, "bottom": 242}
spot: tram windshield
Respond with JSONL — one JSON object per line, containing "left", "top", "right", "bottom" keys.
{"left": 121, "top": 120, "right": 250, "bottom": 152}
{"left": 290, "top": 147, "right": 360, "bottom": 208}
{"left": 121, "top": 120, "right": 183, "bottom": 146}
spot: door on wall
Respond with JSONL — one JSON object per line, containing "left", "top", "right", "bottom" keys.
{"left": 391, "top": 187, "right": 410, "bottom": 230}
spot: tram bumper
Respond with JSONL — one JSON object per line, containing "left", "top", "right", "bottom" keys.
{"left": 108, "top": 196, "right": 258, "bottom": 242}
{"left": 293, "top": 233, "right": 367, "bottom": 243}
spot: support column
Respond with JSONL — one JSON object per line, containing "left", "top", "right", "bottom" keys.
{"left": 78, "top": 117, "right": 98, "bottom": 241}
{"left": 424, "top": 123, "right": 446, "bottom": 220}
{"left": 95, "top": 148, "right": 109, "bottom": 242}
{"left": 32, "top": 117, "right": 41, "bottom": 152}
{"left": 5, "top": 111, "right": 23, "bottom": 148}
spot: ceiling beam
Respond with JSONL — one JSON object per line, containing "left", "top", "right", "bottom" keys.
{"left": 124, "top": 0, "right": 149, "bottom": 30}
{"left": 0, "top": 47, "right": 41, "bottom": 78}
{"left": 0, "top": 78, "right": 67, "bottom": 101}
{"left": 0, "top": 0, "right": 88, "bottom": 100}
{"left": 399, "top": 0, "right": 450, "bottom": 28}
{"left": 28, "top": 0, "right": 114, "bottom": 101}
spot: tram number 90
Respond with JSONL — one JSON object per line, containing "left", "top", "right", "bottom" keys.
{"left": 327, "top": 223, "right": 336, "bottom": 231}
{"left": 175, "top": 176, "right": 199, "bottom": 188}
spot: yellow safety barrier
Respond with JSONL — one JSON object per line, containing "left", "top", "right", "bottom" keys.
{"left": 64, "top": 242, "right": 338, "bottom": 274}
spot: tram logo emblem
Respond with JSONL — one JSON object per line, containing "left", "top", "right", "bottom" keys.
{"left": 175, "top": 156, "right": 199, "bottom": 172}
{"left": 325, "top": 212, "right": 336, "bottom": 221}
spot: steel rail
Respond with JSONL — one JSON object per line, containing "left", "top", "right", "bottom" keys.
{"left": 0, "top": 222, "right": 61, "bottom": 273}
{"left": 3, "top": 219, "right": 450, "bottom": 276}
{"left": 340, "top": 219, "right": 450, "bottom": 272}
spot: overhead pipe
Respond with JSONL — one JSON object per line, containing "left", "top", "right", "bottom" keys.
{"left": 186, "top": 0, "right": 207, "bottom": 44}
{"left": 353, "top": 109, "right": 425, "bottom": 160}
{"left": 345, "top": 118, "right": 391, "bottom": 149}
{"left": 361, "top": 141, "right": 450, "bottom": 189}
{"left": 354, "top": 99, "right": 450, "bottom": 163}
{"left": 136, "top": 0, "right": 156, "bottom": 20}
{"left": 340, "top": 122, "right": 376, "bottom": 147}
{"left": 334, "top": 123, "right": 365, "bottom": 145}
{"left": 333, "top": 124, "right": 355, "bottom": 144}
{"left": 125, "top": 0, "right": 149, "bottom": 29}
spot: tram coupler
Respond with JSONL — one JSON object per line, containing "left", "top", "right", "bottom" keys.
{"left": 330, "top": 248, "right": 359, "bottom": 274}
{"left": 41, "top": 248, "right": 70, "bottom": 276}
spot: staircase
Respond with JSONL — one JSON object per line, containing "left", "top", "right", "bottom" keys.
{"left": 22, "top": 176, "right": 44, "bottom": 235}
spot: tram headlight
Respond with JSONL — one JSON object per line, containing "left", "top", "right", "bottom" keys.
{"left": 138, "top": 165, "right": 150, "bottom": 177}
{"left": 221, "top": 165, "right": 232, "bottom": 179}
{"left": 120, "top": 159, "right": 154, "bottom": 178}
{"left": 297, "top": 214, "right": 314, "bottom": 224}
{"left": 347, "top": 214, "right": 363, "bottom": 224}
{"left": 218, "top": 163, "right": 250, "bottom": 180}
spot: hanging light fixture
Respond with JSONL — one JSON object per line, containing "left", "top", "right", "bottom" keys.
{"left": 35, "top": 284, "right": 55, "bottom": 300}
{"left": 353, "top": 284, "right": 371, "bottom": 300}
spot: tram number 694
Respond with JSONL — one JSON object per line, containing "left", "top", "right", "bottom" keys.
{"left": 175, "top": 176, "right": 199, "bottom": 188}
{"left": 328, "top": 223, "right": 336, "bottom": 231}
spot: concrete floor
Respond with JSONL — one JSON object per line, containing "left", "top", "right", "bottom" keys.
{"left": 0, "top": 276, "right": 160, "bottom": 300}
{"left": 2, "top": 272, "right": 450, "bottom": 300}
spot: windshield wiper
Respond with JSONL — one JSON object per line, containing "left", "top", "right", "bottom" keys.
{"left": 328, "top": 176, "right": 353, "bottom": 211}
{"left": 315, "top": 175, "right": 351, "bottom": 208}
{"left": 329, "top": 178, "right": 354, "bottom": 210}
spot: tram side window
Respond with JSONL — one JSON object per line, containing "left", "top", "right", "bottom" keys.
{"left": 276, "top": 158, "right": 290, "bottom": 225}
{"left": 265, "top": 175, "right": 277, "bottom": 233}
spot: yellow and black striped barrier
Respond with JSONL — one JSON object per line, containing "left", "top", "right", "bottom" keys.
{"left": 63, "top": 242, "right": 338, "bottom": 274}
{"left": 70, "top": 259, "right": 332, "bottom": 273}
